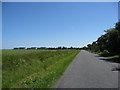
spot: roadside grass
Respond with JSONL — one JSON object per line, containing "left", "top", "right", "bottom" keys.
{"left": 106, "top": 55, "right": 119, "bottom": 59}
{"left": 87, "top": 50, "right": 120, "bottom": 59}
{"left": 2, "top": 49, "right": 80, "bottom": 88}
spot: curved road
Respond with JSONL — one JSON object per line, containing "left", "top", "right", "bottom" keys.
{"left": 54, "top": 50, "right": 118, "bottom": 88}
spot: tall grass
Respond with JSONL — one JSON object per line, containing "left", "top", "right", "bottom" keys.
{"left": 2, "top": 49, "right": 79, "bottom": 88}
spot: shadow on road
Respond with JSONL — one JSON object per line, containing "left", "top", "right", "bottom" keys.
{"left": 94, "top": 54, "right": 120, "bottom": 71}
{"left": 94, "top": 54, "right": 120, "bottom": 63}
{"left": 100, "top": 58, "right": 120, "bottom": 64}
{"left": 100, "top": 58, "right": 120, "bottom": 71}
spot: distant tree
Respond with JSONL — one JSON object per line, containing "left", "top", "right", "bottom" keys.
{"left": 13, "top": 48, "right": 19, "bottom": 50}
{"left": 62, "top": 46, "right": 67, "bottom": 49}
{"left": 87, "top": 44, "right": 92, "bottom": 50}
{"left": 70, "top": 46, "right": 73, "bottom": 49}
{"left": 81, "top": 46, "right": 87, "bottom": 50}
{"left": 57, "top": 46, "right": 62, "bottom": 49}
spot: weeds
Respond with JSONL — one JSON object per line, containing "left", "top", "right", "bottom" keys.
{"left": 2, "top": 50, "right": 79, "bottom": 88}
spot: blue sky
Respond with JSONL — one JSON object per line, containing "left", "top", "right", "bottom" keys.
{"left": 2, "top": 2, "right": 118, "bottom": 49}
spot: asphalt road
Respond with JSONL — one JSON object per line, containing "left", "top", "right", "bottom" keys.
{"left": 54, "top": 50, "right": 118, "bottom": 88}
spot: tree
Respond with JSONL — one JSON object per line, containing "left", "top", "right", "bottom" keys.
{"left": 96, "top": 34, "right": 108, "bottom": 52}
{"left": 86, "top": 22, "right": 120, "bottom": 56}
{"left": 87, "top": 44, "right": 92, "bottom": 50}
{"left": 105, "top": 29, "right": 117, "bottom": 54}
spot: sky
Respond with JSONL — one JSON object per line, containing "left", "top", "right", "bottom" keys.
{"left": 2, "top": 2, "right": 118, "bottom": 49}
{"left": 118, "top": 1, "right": 120, "bottom": 21}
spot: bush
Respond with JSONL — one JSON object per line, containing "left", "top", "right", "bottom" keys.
{"left": 100, "top": 50, "right": 110, "bottom": 56}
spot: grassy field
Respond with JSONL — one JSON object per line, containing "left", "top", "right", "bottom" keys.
{"left": 2, "top": 49, "right": 80, "bottom": 88}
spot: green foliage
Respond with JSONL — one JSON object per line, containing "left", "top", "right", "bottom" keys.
{"left": 2, "top": 49, "right": 79, "bottom": 88}
{"left": 85, "top": 21, "right": 120, "bottom": 56}
{"left": 100, "top": 50, "right": 109, "bottom": 56}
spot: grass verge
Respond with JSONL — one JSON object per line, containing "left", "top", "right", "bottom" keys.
{"left": 86, "top": 50, "right": 120, "bottom": 59}
{"left": 2, "top": 49, "right": 80, "bottom": 88}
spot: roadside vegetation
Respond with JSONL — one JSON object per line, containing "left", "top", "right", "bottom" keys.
{"left": 82, "top": 22, "right": 120, "bottom": 60}
{"left": 2, "top": 49, "right": 79, "bottom": 88}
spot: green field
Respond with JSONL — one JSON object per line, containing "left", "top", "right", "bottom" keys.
{"left": 2, "top": 49, "right": 80, "bottom": 88}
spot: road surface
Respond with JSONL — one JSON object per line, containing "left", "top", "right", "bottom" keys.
{"left": 54, "top": 50, "right": 118, "bottom": 88}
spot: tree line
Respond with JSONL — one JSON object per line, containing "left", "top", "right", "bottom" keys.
{"left": 82, "top": 21, "right": 120, "bottom": 56}
{"left": 13, "top": 46, "right": 80, "bottom": 50}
